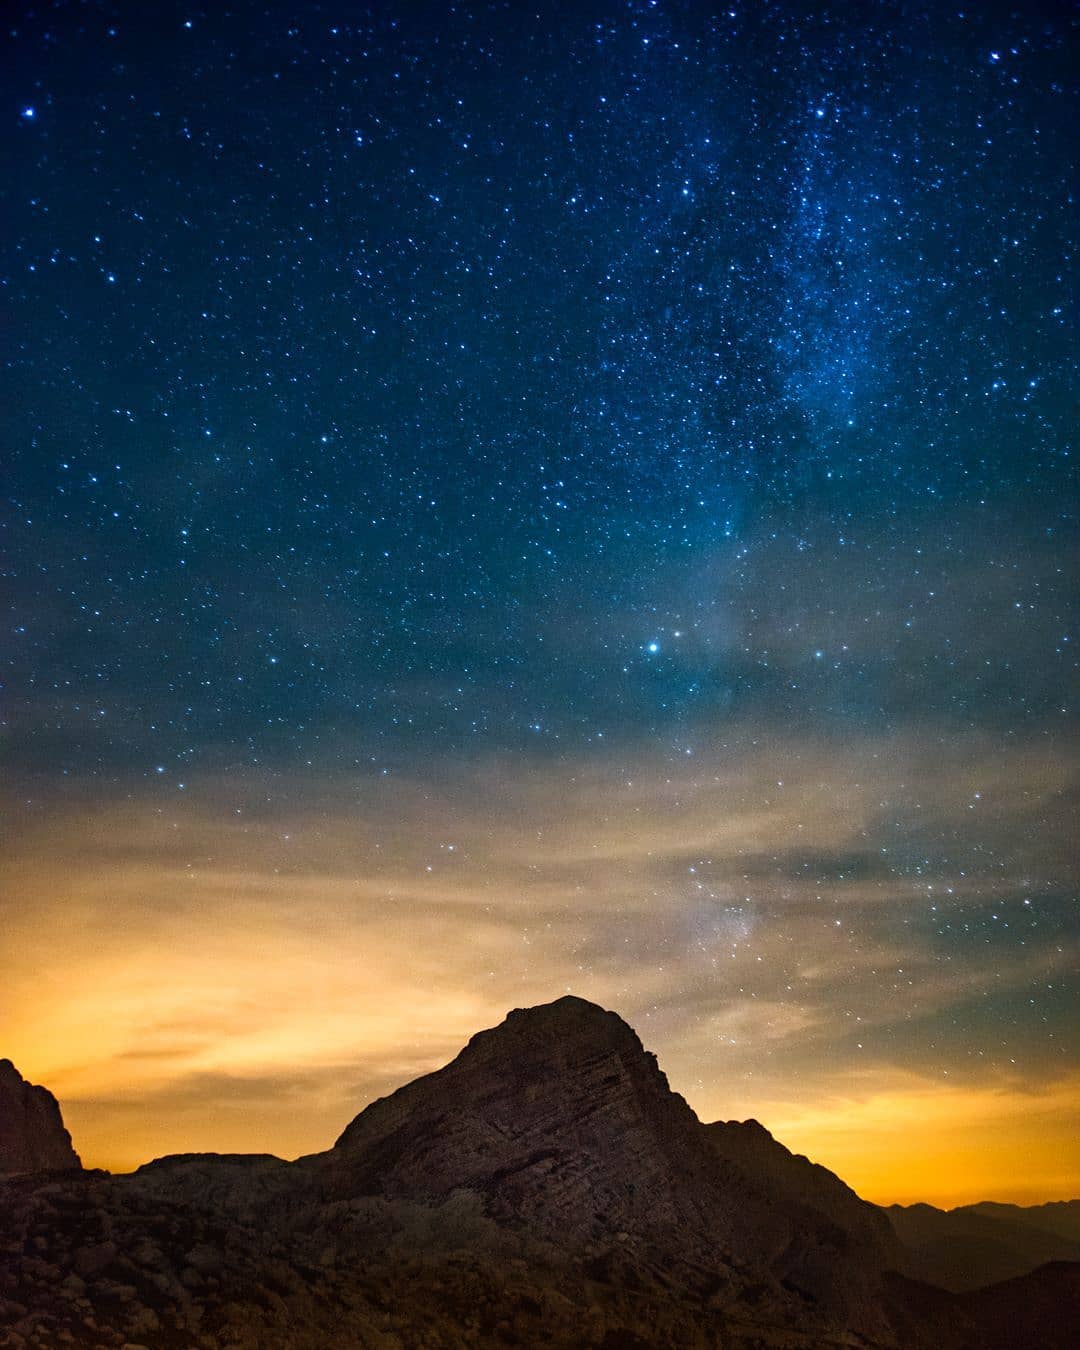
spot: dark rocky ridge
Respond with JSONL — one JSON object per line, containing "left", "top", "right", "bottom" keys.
{"left": 1, "top": 998, "right": 1077, "bottom": 1349}
{"left": 0, "top": 1058, "right": 81, "bottom": 1174}
{"left": 704, "top": 1117, "right": 902, "bottom": 1267}
{"left": 325, "top": 996, "right": 897, "bottom": 1337}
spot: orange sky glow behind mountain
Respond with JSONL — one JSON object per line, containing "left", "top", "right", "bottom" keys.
{"left": 5, "top": 741, "right": 1076, "bottom": 1207}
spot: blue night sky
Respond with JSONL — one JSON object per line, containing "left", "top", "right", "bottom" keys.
{"left": 3, "top": 1, "right": 1077, "bottom": 1198}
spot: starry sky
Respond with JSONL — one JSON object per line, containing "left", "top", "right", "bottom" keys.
{"left": 3, "top": 0, "right": 1077, "bottom": 1202}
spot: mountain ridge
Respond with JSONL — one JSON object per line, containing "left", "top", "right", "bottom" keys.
{"left": 2, "top": 997, "right": 1076, "bottom": 1348}
{"left": 885, "top": 1197, "right": 1080, "bottom": 1292}
{"left": 321, "top": 995, "right": 898, "bottom": 1337}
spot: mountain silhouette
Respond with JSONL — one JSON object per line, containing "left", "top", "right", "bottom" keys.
{"left": 1, "top": 998, "right": 1076, "bottom": 1348}
{"left": 0, "top": 1058, "right": 81, "bottom": 1174}
{"left": 885, "top": 1199, "right": 1080, "bottom": 1292}
{"left": 324, "top": 996, "right": 897, "bottom": 1336}
{"left": 964, "top": 1200, "right": 1080, "bottom": 1244}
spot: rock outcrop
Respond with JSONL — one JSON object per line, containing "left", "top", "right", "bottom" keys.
{"left": 705, "top": 1116, "right": 903, "bottom": 1268}
{"left": 325, "top": 995, "right": 896, "bottom": 1338}
{"left": 0, "top": 1058, "right": 81, "bottom": 1174}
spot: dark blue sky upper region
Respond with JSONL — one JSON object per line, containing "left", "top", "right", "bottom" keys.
{"left": 2, "top": 2, "right": 1077, "bottom": 1192}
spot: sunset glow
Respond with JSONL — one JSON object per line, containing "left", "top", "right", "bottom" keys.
{"left": 6, "top": 730, "right": 1075, "bottom": 1203}
{"left": 5, "top": 0, "right": 1075, "bottom": 1231}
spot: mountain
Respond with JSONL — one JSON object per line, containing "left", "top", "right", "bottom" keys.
{"left": 0, "top": 1058, "right": 81, "bottom": 1174}
{"left": 1, "top": 998, "right": 1076, "bottom": 1349}
{"left": 964, "top": 1200, "right": 1080, "bottom": 1244}
{"left": 704, "top": 1116, "right": 902, "bottom": 1269}
{"left": 885, "top": 1200, "right": 1080, "bottom": 1292}
{"left": 956, "top": 1261, "right": 1080, "bottom": 1349}
{"left": 880, "top": 1261, "right": 1080, "bottom": 1350}
{"left": 324, "top": 995, "right": 896, "bottom": 1336}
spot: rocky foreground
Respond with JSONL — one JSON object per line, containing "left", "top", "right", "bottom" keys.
{"left": 1, "top": 998, "right": 1077, "bottom": 1349}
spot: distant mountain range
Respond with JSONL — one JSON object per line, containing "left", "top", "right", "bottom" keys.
{"left": 885, "top": 1198, "right": 1080, "bottom": 1292}
{"left": 2, "top": 997, "right": 1077, "bottom": 1347}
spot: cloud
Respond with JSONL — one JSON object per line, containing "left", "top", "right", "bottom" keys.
{"left": 2, "top": 724, "right": 1075, "bottom": 1200}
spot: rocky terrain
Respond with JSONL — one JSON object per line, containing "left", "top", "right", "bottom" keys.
{"left": 1, "top": 998, "right": 1077, "bottom": 1349}
{"left": 325, "top": 997, "right": 898, "bottom": 1340}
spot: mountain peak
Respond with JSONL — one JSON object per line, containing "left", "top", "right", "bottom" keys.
{"left": 332, "top": 995, "right": 664, "bottom": 1161}
{"left": 506, "top": 992, "right": 622, "bottom": 1026}
{"left": 322, "top": 995, "right": 901, "bottom": 1338}
{"left": 468, "top": 995, "right": 643, "bottom": 1057}
{"left": 0, "top": 1059, "right": 82, "bottom": 1174}
{"left": 330, "top": 993, "right": 688, "bottom": 1163}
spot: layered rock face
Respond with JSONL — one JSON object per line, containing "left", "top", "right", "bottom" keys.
{"left": 325, "top": 996, "right": 895, "bottom": 1336}
{"left": 0, "top": 1058, "right": 81, "bottom": 1173}
{"left": 329, "top": 995, "right": 712, "bottom": 1242}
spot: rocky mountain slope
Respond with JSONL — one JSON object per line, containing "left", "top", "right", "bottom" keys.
{"left": 0, "top": 1058, "right": 81, "bottom": 1174}
{"left": 324, "top": 996, "right": 896, "bottom": 1337}
{"left": 704, "top": 1116, "right": 902, "bottom": 1271}
{"left": 1, "top": 998, "right": 1077, "bottom": 1349}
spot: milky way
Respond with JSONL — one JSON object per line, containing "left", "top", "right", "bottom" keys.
{"left": 3, "top": 1, "right": 1077, "bottom": 1201}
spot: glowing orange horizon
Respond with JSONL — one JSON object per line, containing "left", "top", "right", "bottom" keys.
{"left": 6, "top": 742, "right": 1076, "bottom": 1209}
{"left": 47, "top": 1053, "right": 1080, "bottom": 1211}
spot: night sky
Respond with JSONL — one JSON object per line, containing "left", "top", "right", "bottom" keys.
{"left": 4, "top": 1, "right": 1077, "bottom": 1202}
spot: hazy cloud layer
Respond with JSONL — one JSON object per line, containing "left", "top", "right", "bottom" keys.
{"left": 5, "top": 726, "right": 1075, "bottom": 1202}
